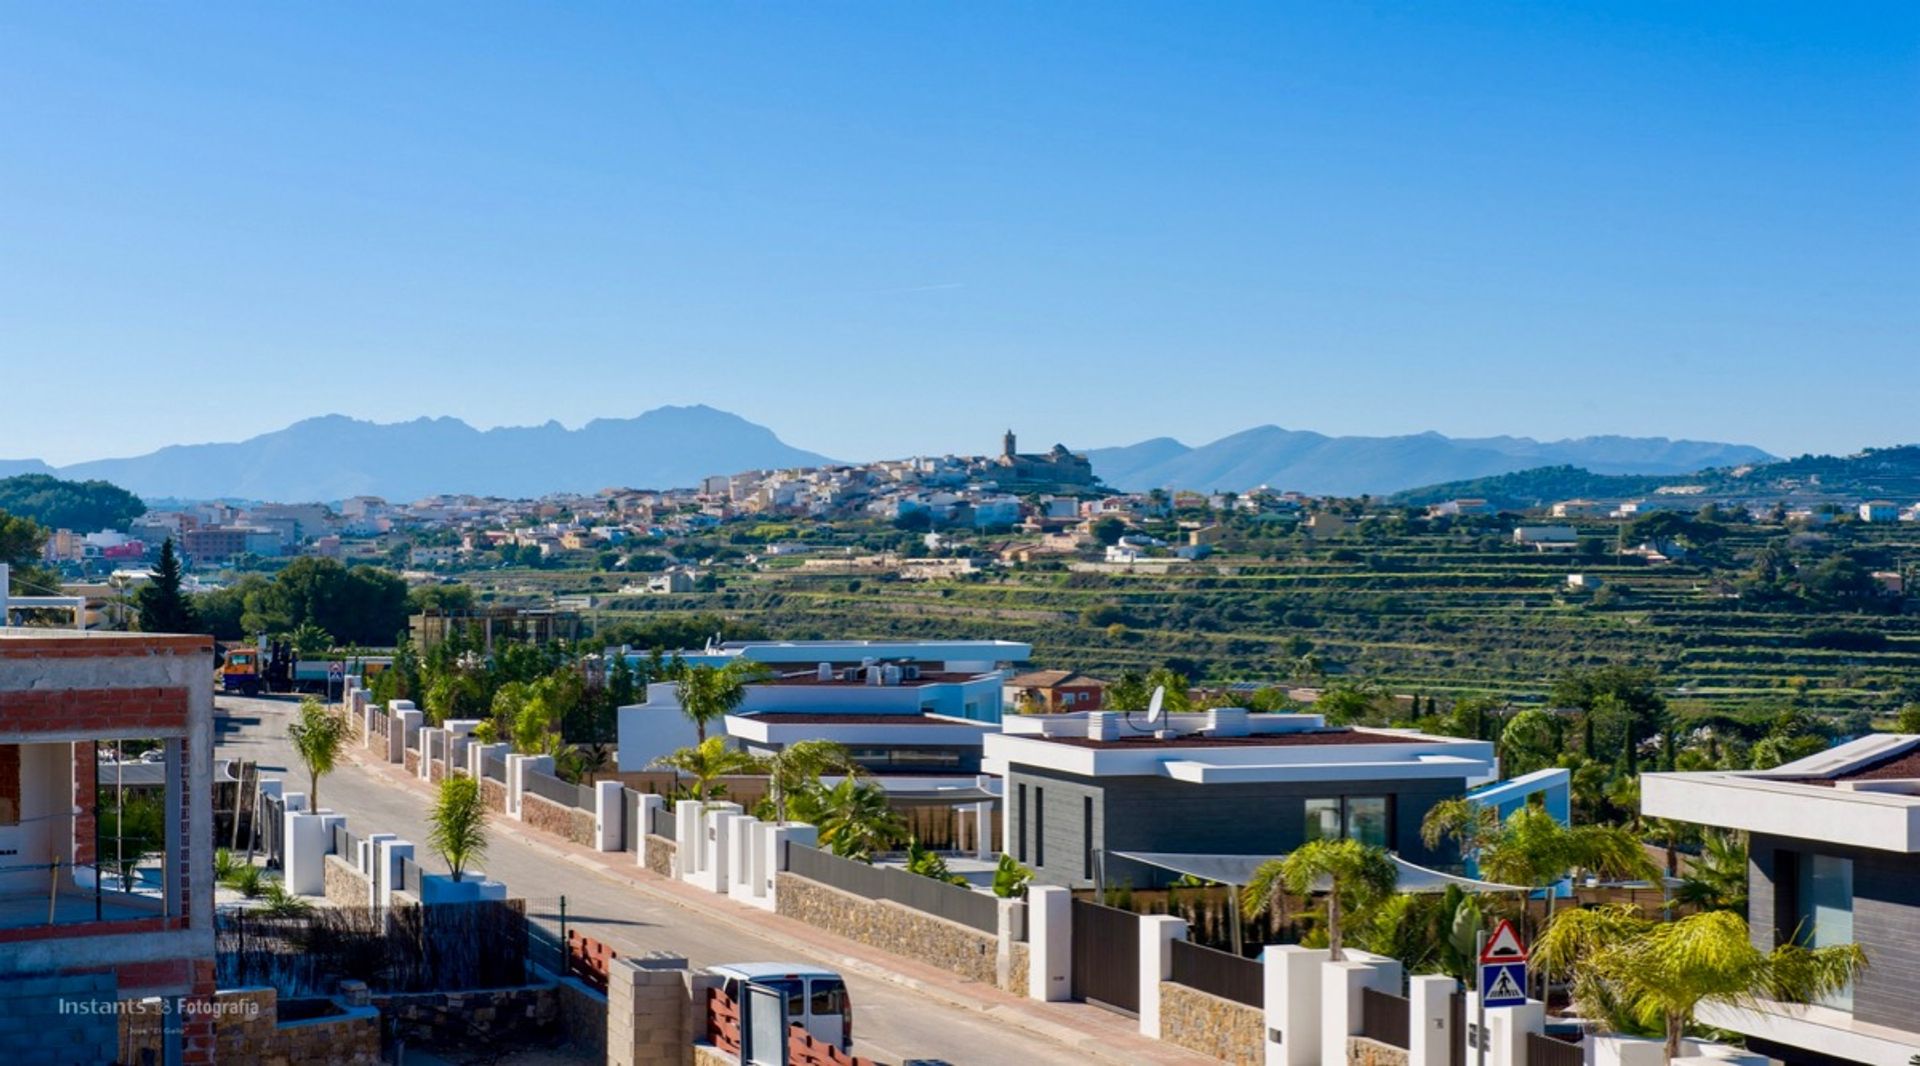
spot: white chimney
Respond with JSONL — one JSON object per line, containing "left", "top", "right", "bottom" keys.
{"left": 1087, "top": 712, "right": 1119, "bottom": 742}
{"left": 1207, "top": 707, "right": 1249, "bottom": 738}
{"left": 817, "top": 662, "right": 833, "bottom": 682}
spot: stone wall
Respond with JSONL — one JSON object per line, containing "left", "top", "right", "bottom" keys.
{"left": 1159, "top": 981, "right": 1264, "bottom": 1066}
{"left": 643, "top": 835, "right": 676, "bottom": 878}
{"left": 371, "top": 983, "right": 560, "bottom": 1052}
{"left": 523, "top": 792, "right": 596, "bottom": 848}
{"left": 428, "top": 757, "right": 446, "bottom": 783}
{"left": 324, "top": 854, "right": 371, "bottom": 908}
{"left": 1349, "top": 1036, "right": 1411, "bottom": 1066}
{"left": 557, "top": 977, "right": 608, "bottom": 1061}
{"left": 693, "top": 1045, "right": 733, "bottom": 1066}
{"left": 776, "top": 872, "right": 1000, "bottom": 987}
{"left": 403, "top": 749, "right": 420, "bottom": 776}
{"left": 1005, "top": 940, "right": 1030, "bottom": 996}
{"left": 481, "top": 776, "right": 508, "bottom": 812}
{"left": 121, "top": 987, "right": 380, "bottom": 1066}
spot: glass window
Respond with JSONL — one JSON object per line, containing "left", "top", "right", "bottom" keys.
{"left": 1304, "top": 799, "right": 1341, "bottom": 842}
{"left": 1346, "top": 797, "right": 1390, "bottom": 848}
{"left": 809, "top": 978, "right": 847, "bottom": 1016}
{"left": 754, "top": 977, "right": 806, "bottom": 1019}
{"left": 1016, "top": 785, "right": 1028, "bottom": 862}
{"left": 1035, "top": 788, "right": 1046, "bottom": 867}
{"left": 1797, "top": 853, "right": 1854, "bottom": 1010}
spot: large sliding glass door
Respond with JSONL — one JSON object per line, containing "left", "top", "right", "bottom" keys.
{"left": 1796, "top": 853, "right": 1855, "bottom": 1010}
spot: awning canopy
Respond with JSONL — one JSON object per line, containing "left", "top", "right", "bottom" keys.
{"left": 1108, "top": 851, "right": 1530, "bottom": 894}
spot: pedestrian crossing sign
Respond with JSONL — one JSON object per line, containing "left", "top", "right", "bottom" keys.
{"left": 1480, "top": 961, "right": 1527, "bottom": 1008}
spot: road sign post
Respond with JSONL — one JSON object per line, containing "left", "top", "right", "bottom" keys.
{"left": 1478, "top": 918, "right": 1530, "bottom": 1029}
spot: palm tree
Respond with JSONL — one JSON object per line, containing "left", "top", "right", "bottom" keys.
{"left": 1535, "top": 905, "right": 1863, "bottom": 1063}
{"left": 658, "top": 737, "right": 765, "bottom": 800}
{"left": 816, "top": 778, "right": 906, "bottom": 862}
{"left": 763, "top": 740, "right": 858, "bottom": 824}
{"left": 1423, "top": 800, "right": 1658, "bottom": 944}
{"left": 675, "top": 663, "right": 759, "bottom": 742}
{"left": 287, "top": 698, "right": 348, "bottom": 809}
{"left": 1671, "top": 830, "right": 1748, "bottom": 916}
{"left": 1242, "top": 839, "right": 1397, "bottom": 961}
{"left": 428, "top": 775, "right": 489, "bottom": 883}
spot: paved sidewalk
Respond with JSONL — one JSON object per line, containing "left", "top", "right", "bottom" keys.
{"left": 342, "top": 743, "right": 1213, "bottom": 1066}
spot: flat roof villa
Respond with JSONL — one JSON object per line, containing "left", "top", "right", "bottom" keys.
{"left": 982, "top": 707, "right": 1497, "bottom": 889}
{"left": 616, "top": 639, "right": 1028, "bottom": 774}
{"left": 1642, "top": 735, "right": 1920, "bottom": 1066}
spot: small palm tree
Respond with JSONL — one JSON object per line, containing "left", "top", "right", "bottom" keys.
{"left": 675, "top": 662, "right": 759, "bottom": 742}
{"left": 1243, "top": 838, "right": 1397, "bottom": 961}
{"left": 992, "top": 853, "right": 1034, "bottom": 899}
{"left": 764, "top": 740, "right": 858, "bottom": 824}
{"left": 658, "top": 737, "right": 766, "bottom": 800}
{"left": 287, "top": 698, "right": 348, "bottom": 809}
{"left": 428, "top": 775, "right": 489, "bottom": 883}
{"left": 816, "top": 778, "right": 906, "bottom": 862}
{"left": 1536, "top": 905, "right": 1863, "bottom": 1063}
{"left": 1671, "top": 830, "right": 1748, "bottom": 916}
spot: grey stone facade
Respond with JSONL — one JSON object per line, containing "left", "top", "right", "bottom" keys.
{"left": 1006, "top": 766, "right": 1465, "bottom": 888}
{"left": 1748, "top": 832, "right": 1920, "bottom": 1033}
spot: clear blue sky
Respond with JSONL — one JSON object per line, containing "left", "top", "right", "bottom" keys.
{"left": 2, "top": 3, "right": 1914, "bottom": 465}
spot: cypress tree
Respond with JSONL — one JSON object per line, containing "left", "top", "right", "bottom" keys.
{"left": 136, "top": 538, "right": 200, "bottom": 633}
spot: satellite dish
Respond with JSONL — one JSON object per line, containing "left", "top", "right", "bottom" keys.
{"left": 1146, "top": 685, "right": 1166, "bottom": 725}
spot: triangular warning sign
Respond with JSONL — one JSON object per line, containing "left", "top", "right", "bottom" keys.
{"left": 1481, "top": 919, "right": 1527, "bottom": 962}
{"left": 1485, "top": 966, "right": 1524, "bottom": 1002}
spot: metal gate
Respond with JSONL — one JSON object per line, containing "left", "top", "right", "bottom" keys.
{"left": 1070, "top": 899, "right": 1140, "bottom": 1014}
{"left": 1525, "top": 1033, "right": 1586, "bottom": 1066}
{"left": 1450, "top": 991, "right": 1466, "bottom": 1066}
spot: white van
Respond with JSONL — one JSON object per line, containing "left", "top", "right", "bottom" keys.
{"left": 706, "top": 962, "right": 853, "bottom": 1052}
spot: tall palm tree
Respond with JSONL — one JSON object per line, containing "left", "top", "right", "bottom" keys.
{"left": 287, "top": 698, "right": 348, "bottom": 809}
{"left": 816, "top": 778, "right": 906, "bottom": 862}
{"left": 764, "top": 740, "right": 858, "bottom": 824}
{"left": 1424, "top": 801, "right": 1657, "bottom": 932}
{"left": 658, "top": 737, "right": 765, "bottom": 800}
{"left": 1242, "top": 839, "right": 1397, "bottom": 961}
{"left": 1535, "top": 905, "right": 1863, "bottom": 1063}
{"left": 675, "top": 663, "right": 758, "bottom": 742}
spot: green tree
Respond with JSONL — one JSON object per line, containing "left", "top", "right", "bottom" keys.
{"left": 1535, "top": 906, "right": 1862, "bottom": 1063}
{"left": 675, "top": 662, "right": 757, "bottom": 742}
{"left": 1091, "top": 516, "right": 1128, "bottom": 546}
{"left": 1672, "top": 830, "right": 1749, "bottom": 916}
{"left": 428, "top": 775, "right": 489, "bottom": 882}
{"left": 1242, "top": 839, "right": 1397, "bottom": 961}
{"left": 0, "top": 510, "right": 60, "bottom": 605}
{"left": 658, "top": 737, "right": 765, "bottom": 800}
{"left": 0, "top": 474, "right": 145, "bottom": 532}
{"left": 135, "top": 538, "right": 199, "bottom": 634}
{"left": 992, "top": 853, "right": 1035, "bottom": 899}
{"left": 762, "top": 739, "right": 857, "bottom": 824}
{"left": 816, "top": 777, "right": 907, "bottom": 862}
{"left": 1896, "top": 703, "right": 1920, "bottom": 734}
{"left": 287, "top": 698, "right": 348, "bottom": 809}
{"left": 906, "top": 837, "right": 966, "bottom": 885}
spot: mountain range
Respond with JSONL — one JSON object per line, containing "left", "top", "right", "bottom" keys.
{"left": 0, "top": 407, "right": 832, "bottom": 502}
{"left": 0, "top": 407, "right": 1777, "bottom": 502}
{"left": 1083, "top": 428, "right": 1775, "bottom": 496}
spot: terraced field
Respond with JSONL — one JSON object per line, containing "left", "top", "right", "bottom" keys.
{"left": 492, "top": 518, "right": 1920, "bottom": 714}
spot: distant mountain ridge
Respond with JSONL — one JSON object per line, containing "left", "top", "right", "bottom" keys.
{"left": 1083, "top": 427, "right": 1774, "bottom": 496}
{"left": 25, "top": 406, "right": 834, "bottom": 502}
{"left": 1392, "top": 445, "right": 1920, "bottom": 509}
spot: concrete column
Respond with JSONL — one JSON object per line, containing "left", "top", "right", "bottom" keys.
{"left": 996, "top": 897, "right": 1027, "bottom": 992}
{"left": 285, "top": 810, "right": 344, "bottom": 897}
{"left": 388, "top": 704, "right": 420, "bottom": 764}
{"left": 674, "top": 801, "right": 703, "bottom": 881}
{"left": 1464, "top": 992, "right": 1544, "bottom": 1066}
{"left": 607, "top": 954, "right": 694, "bottom": 1066}
{"left": 416, "top": 727, "right": 442, "bottom": 780}
{"left": 1026, "top": 884, "right": 1071, "bottom": 1002}
{"left": 760, "top": 822, "right": 816, "bottom": 910}
{"left": 357, "top": 832, "right": 395, "bottom": 908}
{"left": 1408, "top": 974, "right": 1457, "bottom": 1066}
{"left": 1263, "top": 945, "right": 1328, "bottom": 1066}
{"left": 973, "top": 773, "right": 995, "bottom": 861}
{"left": 695, "top": 804, "right": 742, "bottom": 894}
{"left": 726, "top": 814, "right": 761, "bottom": 903}
{"left": 1321, "top": 960, "right": 1382, "bottom": 1066}
{"left": 443, "top": 719, "right": 480, "bottom": 772}
{"left": 469, "top": 741, "right": 509, "bottom": 780}
{"left": 636, "top": 794, "right": 666, "bottom": 867}
{"left": 1137, "top": 915, "right": 1187, "bottom": 1039}
{"left": 595, "top": 780, "right": 624, "bottom": 851}
{"left": 376, "top": 839, "right": 414, "bottom": 910}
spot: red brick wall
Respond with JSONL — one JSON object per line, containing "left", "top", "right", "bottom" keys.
{"left": 73, "top": 740, "right": 96, "bottom": 866}
{"left": 0, "top": 687, "right": 190, "bottom": 736}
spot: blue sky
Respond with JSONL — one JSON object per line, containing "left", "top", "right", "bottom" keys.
{"left": 2, "top": 3, "right": 1914, "bottom": 465}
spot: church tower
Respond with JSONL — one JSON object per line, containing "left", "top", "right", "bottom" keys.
{"left": 1002, "top": 429, "right": 1017, "bottom": 459}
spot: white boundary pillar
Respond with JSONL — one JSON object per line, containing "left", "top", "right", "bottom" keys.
{"left": 1026, "top": 885, "right": 1071, "bottom": 1002}
{"left": 1137, "top": 915, "right": 1187, "bottom": 1039}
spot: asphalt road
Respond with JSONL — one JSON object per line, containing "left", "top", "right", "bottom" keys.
{"left": 215, "top": 695, "right": 1088, "bottom": 1066}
